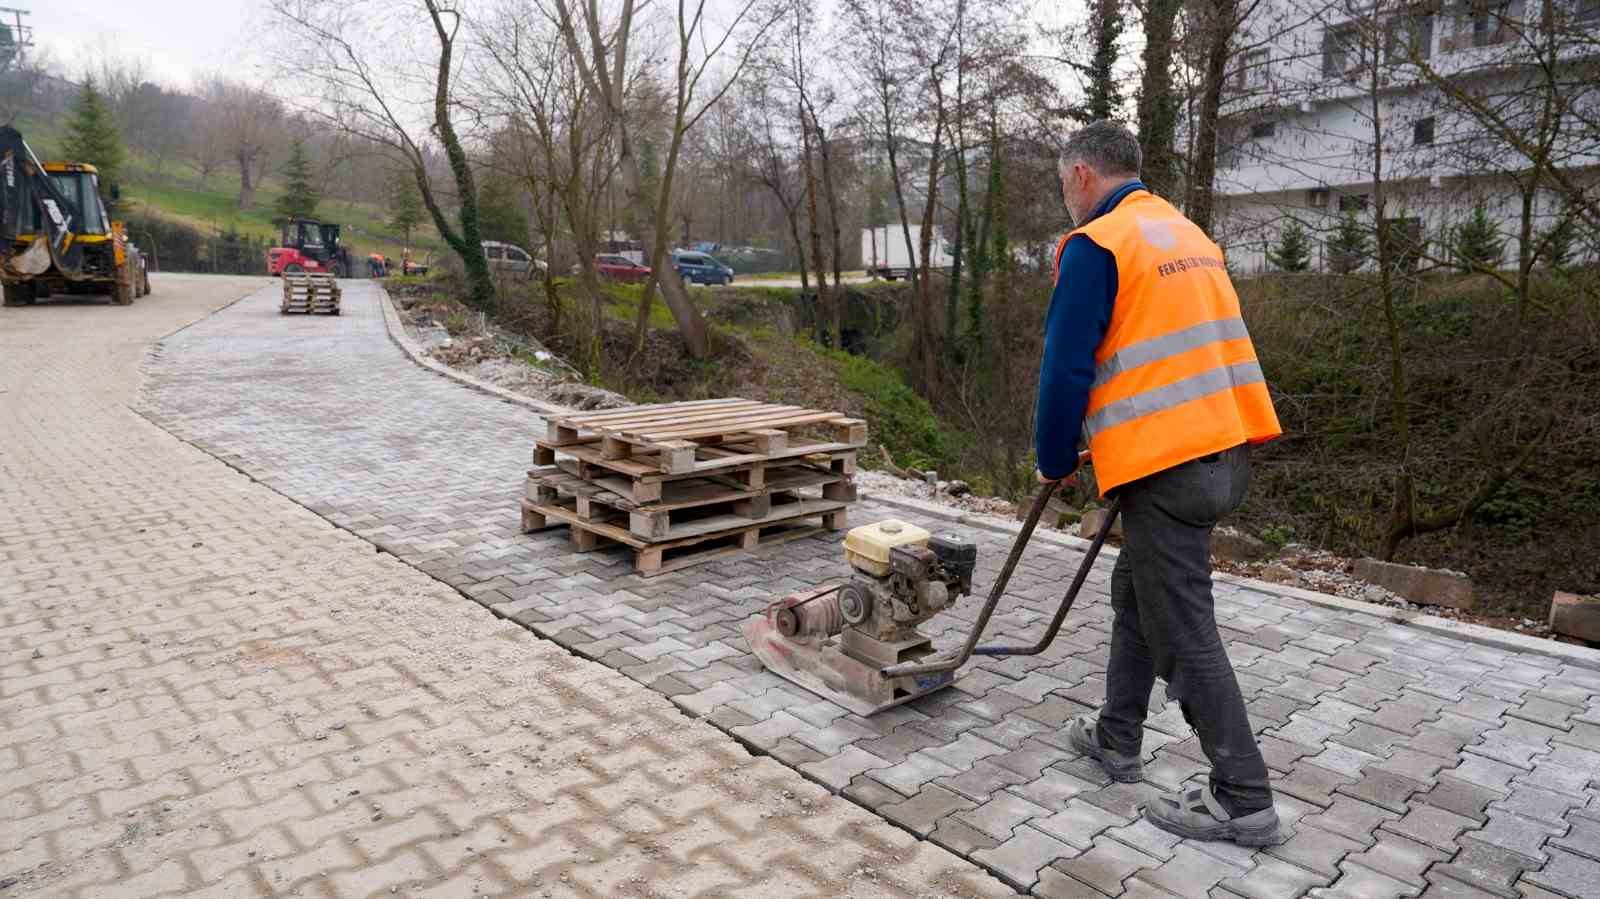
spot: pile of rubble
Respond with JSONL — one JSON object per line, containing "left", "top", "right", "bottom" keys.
{"left": 399, "top": 305, "right": 630, "bottom": 411}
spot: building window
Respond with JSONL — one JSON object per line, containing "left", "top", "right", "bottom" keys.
{"left": 1309, "top": 188, "right": 1331, "bottom": 209}
{"left": 1322, "top": 26, "right": 1360, "bottom": 76}
{"left": 1339, "top": 194, "right": 1370, "bottom": 213}
{"left": 1250, "top": 119, "right": 1277, "bottom": 139}
{"left": 1386, "top": 11, "right": 1436, "bottom": 61}
{"left": 1234, "top": 48, "right": 1270, "bottom": 91}
{"left": 1413, "top": 117, "right": 1436, "bottom": 145}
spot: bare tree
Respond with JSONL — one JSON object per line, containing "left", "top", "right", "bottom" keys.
{"left": 198, "top": 78, "right": 283, "bottom": 209}
{"left": 270, "top": 0, "right": 496, "bottom": 310}
{"left": 547, "top": 0, "right": 778, "bottom": 358}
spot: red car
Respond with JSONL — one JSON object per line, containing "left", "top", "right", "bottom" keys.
{"left": 595, "top": 253, "right": 651, "bottom": 283}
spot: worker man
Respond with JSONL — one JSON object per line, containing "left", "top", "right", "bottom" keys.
{"left": 1036, "top": 121, "right": 1283, "bottom": 846}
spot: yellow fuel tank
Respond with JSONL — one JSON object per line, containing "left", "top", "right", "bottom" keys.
{"left": 843, "top": 519, "right": 930, "bottom": 578}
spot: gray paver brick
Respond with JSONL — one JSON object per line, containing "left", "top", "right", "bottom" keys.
{"left": 1219, "top": 856, "right": 1331, "bottom": 899}
{"left": 1431, "top": 840, "right": 1540, "bottom": 897}
{"left": 1052, "top": 835, "right": 1162, "bottom": 896}
{"left": 973, "top": 824, "right": 1078, "bottom": 891}
{"left": 1351, "top": 832, "right": 1451, "bottom": 887}
{"left": 1309, "top": 861, "right": 1422, "bottom": 898}
{"left": 1032, "top": 798, "right": 1130, "bottom": 850}
{"left": 1383, "top": 803, "right": 1481, "bottom": 853}
{"left": 938, "top": 759, "right": 1031, "bottom": 803}
{"left": 1461, "top": 810, "right": 1565, "bottom": 864}
{"left": 799, "top": 745, "right": 890, "bottom": 791}
{"left": 1267, "top": 824, "right": 1369, "bottom": 879}
{"left": 1523, "top": 848, "right": 1600, "bottom": 899}
{"left": 872, "top": 750, "right": 963, "bottom": 797}
{"left": 959, "top": 790, "right": 1052, "bottom": 841}
{"left": 879, "top": 783, "right": 975, "bottom": 837}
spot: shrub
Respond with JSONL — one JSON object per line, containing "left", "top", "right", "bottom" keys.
{"left": 1266, "top": 219, "right": 1311, "bottom": 272}
{"left": 825, "top": 348, "right": 949, "bottom": 472}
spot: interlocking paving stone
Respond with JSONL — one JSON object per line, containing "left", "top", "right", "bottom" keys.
{"left": 973, "top": 824, "right": 1078, "bottom": 891}
{"left": 1523, "top": 848, "right": 1600, "bottom": 898}
{"left": 958, "top": 790, "right": 1053, "bottom": 841}
{"left": 1219, "top": 856, "right": 1332, "bottom": 899}
{"left": 1007, "top": 768, "right": 1100, "bottom": 812}
{"left": 1383, "top": 802, "right": 1482, "bottom": 852}
{"left": 880, "top": 783, "right": 976, "bottom": 836}
{"left": 1431, "top": 840, "right": 1541, "bottom": 897}
{"left": 1549, "top": 816, "right": 1600, "bottom": 861}
{"left": 1461, "top": 809, "right": 1566, "bottom": 863}
{"left": 1141, "top": 844, "right": 1251, "bottom": 898}
{"left": 120, "top": 280, "right": 1600, "bottom": 899}
{"left": 939, "top": 759, "right": 1033, "bottom": 803}
{"left": 1350, "top": 832, "right": 1451, "bottom": 887}
{"left": 1418, "top": 873, "right": 1508, "bottom": 898}
{"left": 1053, "top": 835, "right": 1163, "bottom": 896}
{"left": 1031, "top": 798, "right": 1131, "bottom": 850}
{"left": 1309, "top": 861, "right": 1424, "bottom": 898}
{"left": 1266, "top": 824, "right": 1370, "bottom": 879}
{"left": 1339, "top": 769, "right": 1432, "bottom": 815}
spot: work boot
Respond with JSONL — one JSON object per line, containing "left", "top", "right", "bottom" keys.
{"left": 1143, "top": 786, "right": 1282, "bottom": 846}
{"left": 1066, "top": 715, "right": 1142, "bottom": 783}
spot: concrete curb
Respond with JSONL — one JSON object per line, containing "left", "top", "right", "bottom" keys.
{"left": 375, "top": 284, "right": 568, "bottom": 417}
{"left": 861, "top": 492, "right": 1600, "bottom": 672}
{"left": 373, "top": 288, "right": 1600, "bottom": 673}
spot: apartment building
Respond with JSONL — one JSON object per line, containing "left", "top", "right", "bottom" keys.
{"left": 1211, "top": 0, "right": 1599, "bottom": 272}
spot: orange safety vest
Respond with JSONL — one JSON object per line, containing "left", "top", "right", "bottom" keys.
{"left": 1052, "top": 190, "right": 1281, "bottom": 495}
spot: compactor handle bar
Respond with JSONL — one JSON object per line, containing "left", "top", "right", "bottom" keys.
{"left": 881, "top": 451, "right": 1120, "bottom": 678}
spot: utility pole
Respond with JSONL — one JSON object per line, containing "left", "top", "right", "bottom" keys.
{"left": 0, "top": 7, "right": 33, "bottom": 72}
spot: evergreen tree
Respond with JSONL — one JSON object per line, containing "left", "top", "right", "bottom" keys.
{"left": 1266, "top": 219, "right": 1311, "bottom": 272}
{"left": 61, "top": 77, "right": 126, "bottom": 201}
{"left": 1539, "top": 213, "right": 1575, "bottom": 270}
{"left": 1072, "top": 0, "right": 1124, "bottom": 122}
{"left": 387, "top": 171, "right": 424, "bottom": 246}
{"left": 274, "top": 139, "right": 319, "bottom": 223}
{"left": 1451, "top": 202, "right": 1504, "bottom": 272}
{"left": 1327, "top": 212, "right": 1371, "bottom": 274}
{"left": 475, "top": 182, "right": 529, "bottom": 245}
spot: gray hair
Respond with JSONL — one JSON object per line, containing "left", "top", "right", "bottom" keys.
{"left": 1059, "top": 121, "right": 1142, "bottom": 180}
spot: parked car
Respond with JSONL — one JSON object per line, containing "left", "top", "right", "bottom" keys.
{"left": 483, "top": 240, "right": 545, "bottom": 276}
{"left": 671, "top": 250, "right": 734, "bottom": 286}
{"left": 595, "top": 253, "right": 651, "bottom": 283}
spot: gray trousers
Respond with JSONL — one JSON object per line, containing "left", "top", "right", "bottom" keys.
{"left": 1096, "top": 444, "right": 1273, "bottom": 815}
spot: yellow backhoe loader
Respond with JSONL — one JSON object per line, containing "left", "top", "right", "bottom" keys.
{"left": 0, "top": 126, "right": 148, "bottom": 306}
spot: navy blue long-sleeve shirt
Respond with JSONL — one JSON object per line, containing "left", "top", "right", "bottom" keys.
{"left": 1034, "top": 179, "right": 1146, "bottom": 480}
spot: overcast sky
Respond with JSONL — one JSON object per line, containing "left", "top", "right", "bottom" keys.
{"left": 26, "top": 0, "right": 262, "bottom": 88}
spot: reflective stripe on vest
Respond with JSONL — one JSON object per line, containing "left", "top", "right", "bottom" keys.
{"left": 1085, "top": 360, "right": 1266, "bottom": 436}
{"left": 1060, "top": 190, "right": 1281, "bottom": 494}
{"left": 1091, "top": 316, "right": 1251, "bottom": 389}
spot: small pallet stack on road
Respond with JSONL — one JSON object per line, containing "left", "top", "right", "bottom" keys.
{"left": 280, "top": 273, "right": 342, "bottom": 315}
{"left": 520, "top": 398, "right": 867, "bottom": 576}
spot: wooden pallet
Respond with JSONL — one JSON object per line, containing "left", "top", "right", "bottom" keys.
{"left": 542, "top": 398, "right": 867, "bottom": 474}
{"left": 520, "top": 492, "right": 847, "bottom": 575}
{"left": 281, "top": 274, "right": 342, "bottom": 315}
{"left": 532, "top": 438, "right": 857, "bottom": 502}
{"left": 527, "top": 463, "right": 857, "bottom": 540}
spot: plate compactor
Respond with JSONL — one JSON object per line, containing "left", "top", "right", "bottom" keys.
{"left": 742, "top": 461, "right": 1122, "bottom": 716}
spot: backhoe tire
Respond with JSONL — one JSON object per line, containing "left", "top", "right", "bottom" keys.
{"left": 113, "top": 266, "right": 135, "bottom": 305}
{"left": 3, "top": 282, "right": 33, "bottom": 306}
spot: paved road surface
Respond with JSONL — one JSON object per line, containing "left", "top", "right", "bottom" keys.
{"left": 1, "top": 275, "right": 1011, "bottom": 898}
{"left": 130, "top": 281, "right": 1600, "bottom": 898}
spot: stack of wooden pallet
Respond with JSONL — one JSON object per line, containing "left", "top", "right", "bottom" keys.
{"left": 520, "top": 398, "right": 867, "bottom": 575}
{"left": 280, "top": 273, "right": 341, "bottom": 315}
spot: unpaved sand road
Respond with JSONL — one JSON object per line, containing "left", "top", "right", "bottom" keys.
{"left": 0, "top": 273, "right": 1014, "bottom": 898}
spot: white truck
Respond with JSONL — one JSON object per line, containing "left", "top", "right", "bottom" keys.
{"left": 861, "top": 224, "right": 953, "bottom": 281}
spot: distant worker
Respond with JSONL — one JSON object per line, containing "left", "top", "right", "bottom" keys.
{"left": 369, "top": 253, "right": 386, "bottom": 278}
{"left": 1035, "top": 121, "right": 1283, "bottom": 846}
